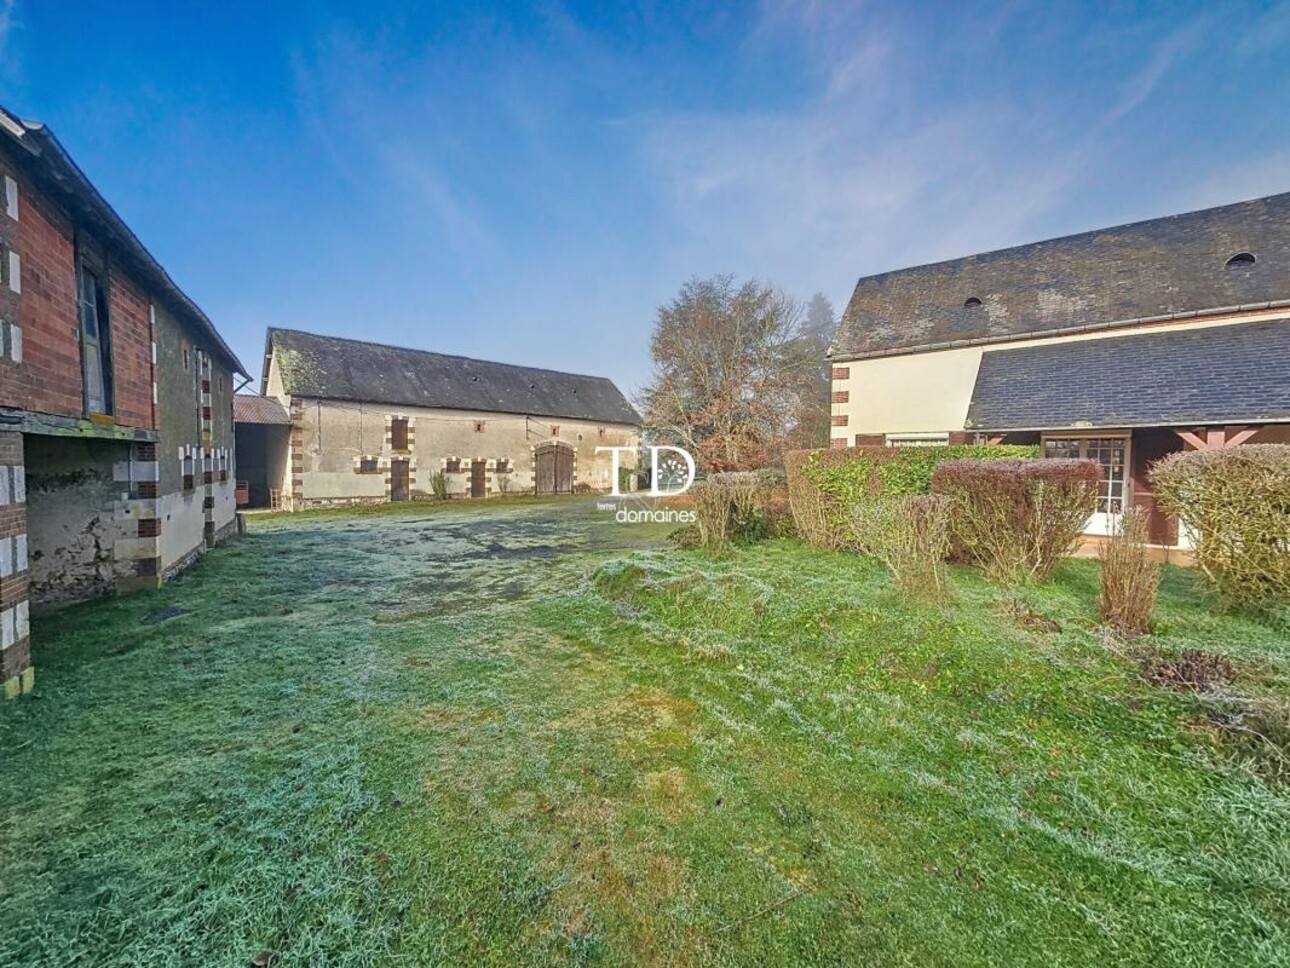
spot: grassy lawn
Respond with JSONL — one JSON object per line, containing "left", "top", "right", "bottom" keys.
{"left": 1, "top": 498, "right": 1287, "bottom": 966}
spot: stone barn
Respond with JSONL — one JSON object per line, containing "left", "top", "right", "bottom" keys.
{"left": 0, "top": 104, "right": 246, "bottom": 698}
{"left": 255, "top": 328, "right": 640, "bottom": 509}
{"left": 828, "top": 191, "right": 1290, "bottom": 550}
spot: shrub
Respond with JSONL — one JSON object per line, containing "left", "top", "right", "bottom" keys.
{"left": 1152, "top": 444, "right": 1290, "bottom": 610}
{"left": 932, "top": 458, "right": 1098, "bottom": 584}
{"left": 785, "top": 444, "right": 1038, "bottom": 549}
{"left": 691, "top": 470, "right": 782, "bottom": 546}
{"left": 430, "top": 471, "right": 447, "bottom": 501}
{"left": 667, "top": 524, "right": 703, "bottom": 549}
{"left": 1098, "top": 507, "right": 1160, "bottom": 636}
{"left": 617, "top": 465, "right": 636, "bottom": 494}
{"left": 852, "top": 495, "right": 953, "bottom": 602}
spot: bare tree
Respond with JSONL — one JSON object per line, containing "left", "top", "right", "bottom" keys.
{"left": 788, "top": 292, "right": 836, "bottom": 450}
{"left": 640, "top": 275, "right": 821, "bottom": 471}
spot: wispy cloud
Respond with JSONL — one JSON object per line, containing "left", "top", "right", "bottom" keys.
{"left": 1099, "top": 16, "right": 1207, "bottom": 128}
{"left": 376, "top": 143, "right": 495, "bottom": 253}
{"left": 290, "top": 26, "right": 497, "bottom": 258}
{"left": 628, "top": 6, "right": 1095, "bottom": 303}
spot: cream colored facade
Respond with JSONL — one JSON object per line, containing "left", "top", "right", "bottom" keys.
{"left": 830, "top": 307, "right": 1290, "bottom": 443}
{"left": 830, "top": 306, "right": 1290, "bottom": 549}
{"left": 279, "top": 397, "right": 638, "bottom": 506}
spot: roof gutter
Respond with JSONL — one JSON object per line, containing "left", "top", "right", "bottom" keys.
{"left": 964, "top": 415, "right": 1290, "bottom": 433}
{"left": 829, "top": 300, "right": 1290, "bottom": 363}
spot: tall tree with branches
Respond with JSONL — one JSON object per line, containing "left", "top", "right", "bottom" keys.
{"left": 640, "top": 275, "right": 821, "bottom": 471}
{"left": 789, "top": 292, "right": 837, "bottom": 450}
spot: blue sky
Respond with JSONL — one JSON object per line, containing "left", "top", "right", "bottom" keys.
{"left": 1, "top": 1, "right": 1288, "bottom": 395}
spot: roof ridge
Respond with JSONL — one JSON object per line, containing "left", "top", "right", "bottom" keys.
{"left": 848, "top": 191, "right": 1290, "bottom": 287}
{"left": 268, "top": 327, "right": 618, "bottom": 385}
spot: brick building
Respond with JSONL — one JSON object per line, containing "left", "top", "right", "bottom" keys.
{"left": 249, "top": 328, "right": 639, "bottom": 509}
{"left": 0, "top": 104, "right": 246, "bottom": 698}
{"left": 829, "top": 191, "right": 1290, "bottom": 548}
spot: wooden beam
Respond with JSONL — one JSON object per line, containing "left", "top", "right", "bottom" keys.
{"left": 1226, "top": 426, "right": 1259, "bottom": 446}
{"left": 1174, "top": 428, "right": 1207, "bottom": 450}
{"left": 1205, "top": 427, "right": 1227, "bottom": 449}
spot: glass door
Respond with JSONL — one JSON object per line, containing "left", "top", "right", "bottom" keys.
{"left": 1043, "top": 436, "right": 1128, "bottom": 536}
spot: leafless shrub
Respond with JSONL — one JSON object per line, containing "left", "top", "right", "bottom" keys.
{"left": 1099, "top": 508, "right": 1161, "bottom": 636}
{"left": 1140, "top": 649, "right": 1236, "bottom": 693}
{"left": 785, "top": 458, "right": 838, "bottom": 548}
{"left": 932, "top": 459, "right": 1099, "bottom": 584}
{"left": 1152, "top": 444, "right": 1290, "bottom": 611}
{"left": 851, "top": 495, "right": 953, "bottom": 602}
{"left": 690, "top": 470, "right": 782, "bottom": 546}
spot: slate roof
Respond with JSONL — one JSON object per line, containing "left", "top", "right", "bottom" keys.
{"left": 834, "top": 192, "right": 1290, "bottom": 360}
{"left": 233, "top": 394, "right": 291, "bottom": 425}
{"left": 0, "top": 104, "right": 247, "bottom": 376}
{"left": 265, "top": 329, "right": 641, "bottom": 425}
{"left": 965, "top": 318, "right": 1290, "bottom": 432}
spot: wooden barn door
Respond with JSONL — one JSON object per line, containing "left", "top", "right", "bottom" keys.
{"left": 470, "top": 460, "right": 487, "bottom": 498}
{"left": 534, "top": 442, "right": 574, "bottom": 495}
{"left": 390, "top": 459, "right": 410, "bottom": 501}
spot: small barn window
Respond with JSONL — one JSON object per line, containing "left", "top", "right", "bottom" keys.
{"left": 390, "top": 416, "right": 409, "bottom": 451}
{"left": 550, "top": 425, "right": 560, "bottom": 437}
{"left": 598, "top": 427, "right": 606, "bottom": 438}
{"left": 474, "top": 420, "right": 485, "bottom": 433}
{"left": 963, "top": 297, "right": 982, "bottom": 307}
{"left": 446, "top": 458, "right": 461, "bottom": 473}
{"left": 357, "top": 457, "right": 379, "bottom": 474}
{"left": 1225, "top": 252, "right": 1256, "bottom": 269}
{"left": 496, "top": 458, "right": 511, "bottom": 474}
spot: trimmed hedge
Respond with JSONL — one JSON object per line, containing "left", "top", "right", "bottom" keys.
{"left": 1152, "top": 444, "right": 1290, "bottom": 610}
{"left": 785, "top": 444, "right": 1038, "bottom": 549}
{"left": 931, "top": 458, "right": 1099, "bottom": 584}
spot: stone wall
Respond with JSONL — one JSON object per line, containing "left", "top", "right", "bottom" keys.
{"left": 282, "top": 396, "right": 639, "bottom": 508}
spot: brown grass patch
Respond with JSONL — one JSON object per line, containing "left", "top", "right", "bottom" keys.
{"left": 546, "top": 688, "right": 696, "bottom": 752}
{"left": 1140, "top": 650, "right": 1236, "bottom": 694}
{"left": 996, "top": 596, "right": 1062, "bottom": 634}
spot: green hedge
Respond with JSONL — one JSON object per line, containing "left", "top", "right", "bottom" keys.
{"left": 785, "top": 444, "right": 1039, "bottom": 549}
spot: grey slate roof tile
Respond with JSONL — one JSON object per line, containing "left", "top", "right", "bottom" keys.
{"left": 965, "top": 318, "right": 1290, "bottom": 431}
{"left": 267, "top": 329, "right": 641, "bottom": 426}
{"left": 835, "top": 192, "right": 1290, "bottom": 360}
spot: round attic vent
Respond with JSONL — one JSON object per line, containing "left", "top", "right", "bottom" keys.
{"left": 1225, "top": 252, "right": 1256, "bottom": 269}
{"left": 964, "top": 297, "right": 983, "bottom": 307}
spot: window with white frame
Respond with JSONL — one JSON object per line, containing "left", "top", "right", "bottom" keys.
{"left": 886, "top": 434, "right": 950, "bottom": 448}
{"left": 1043, "top": 436, "right": 1128, "bottom": 514}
